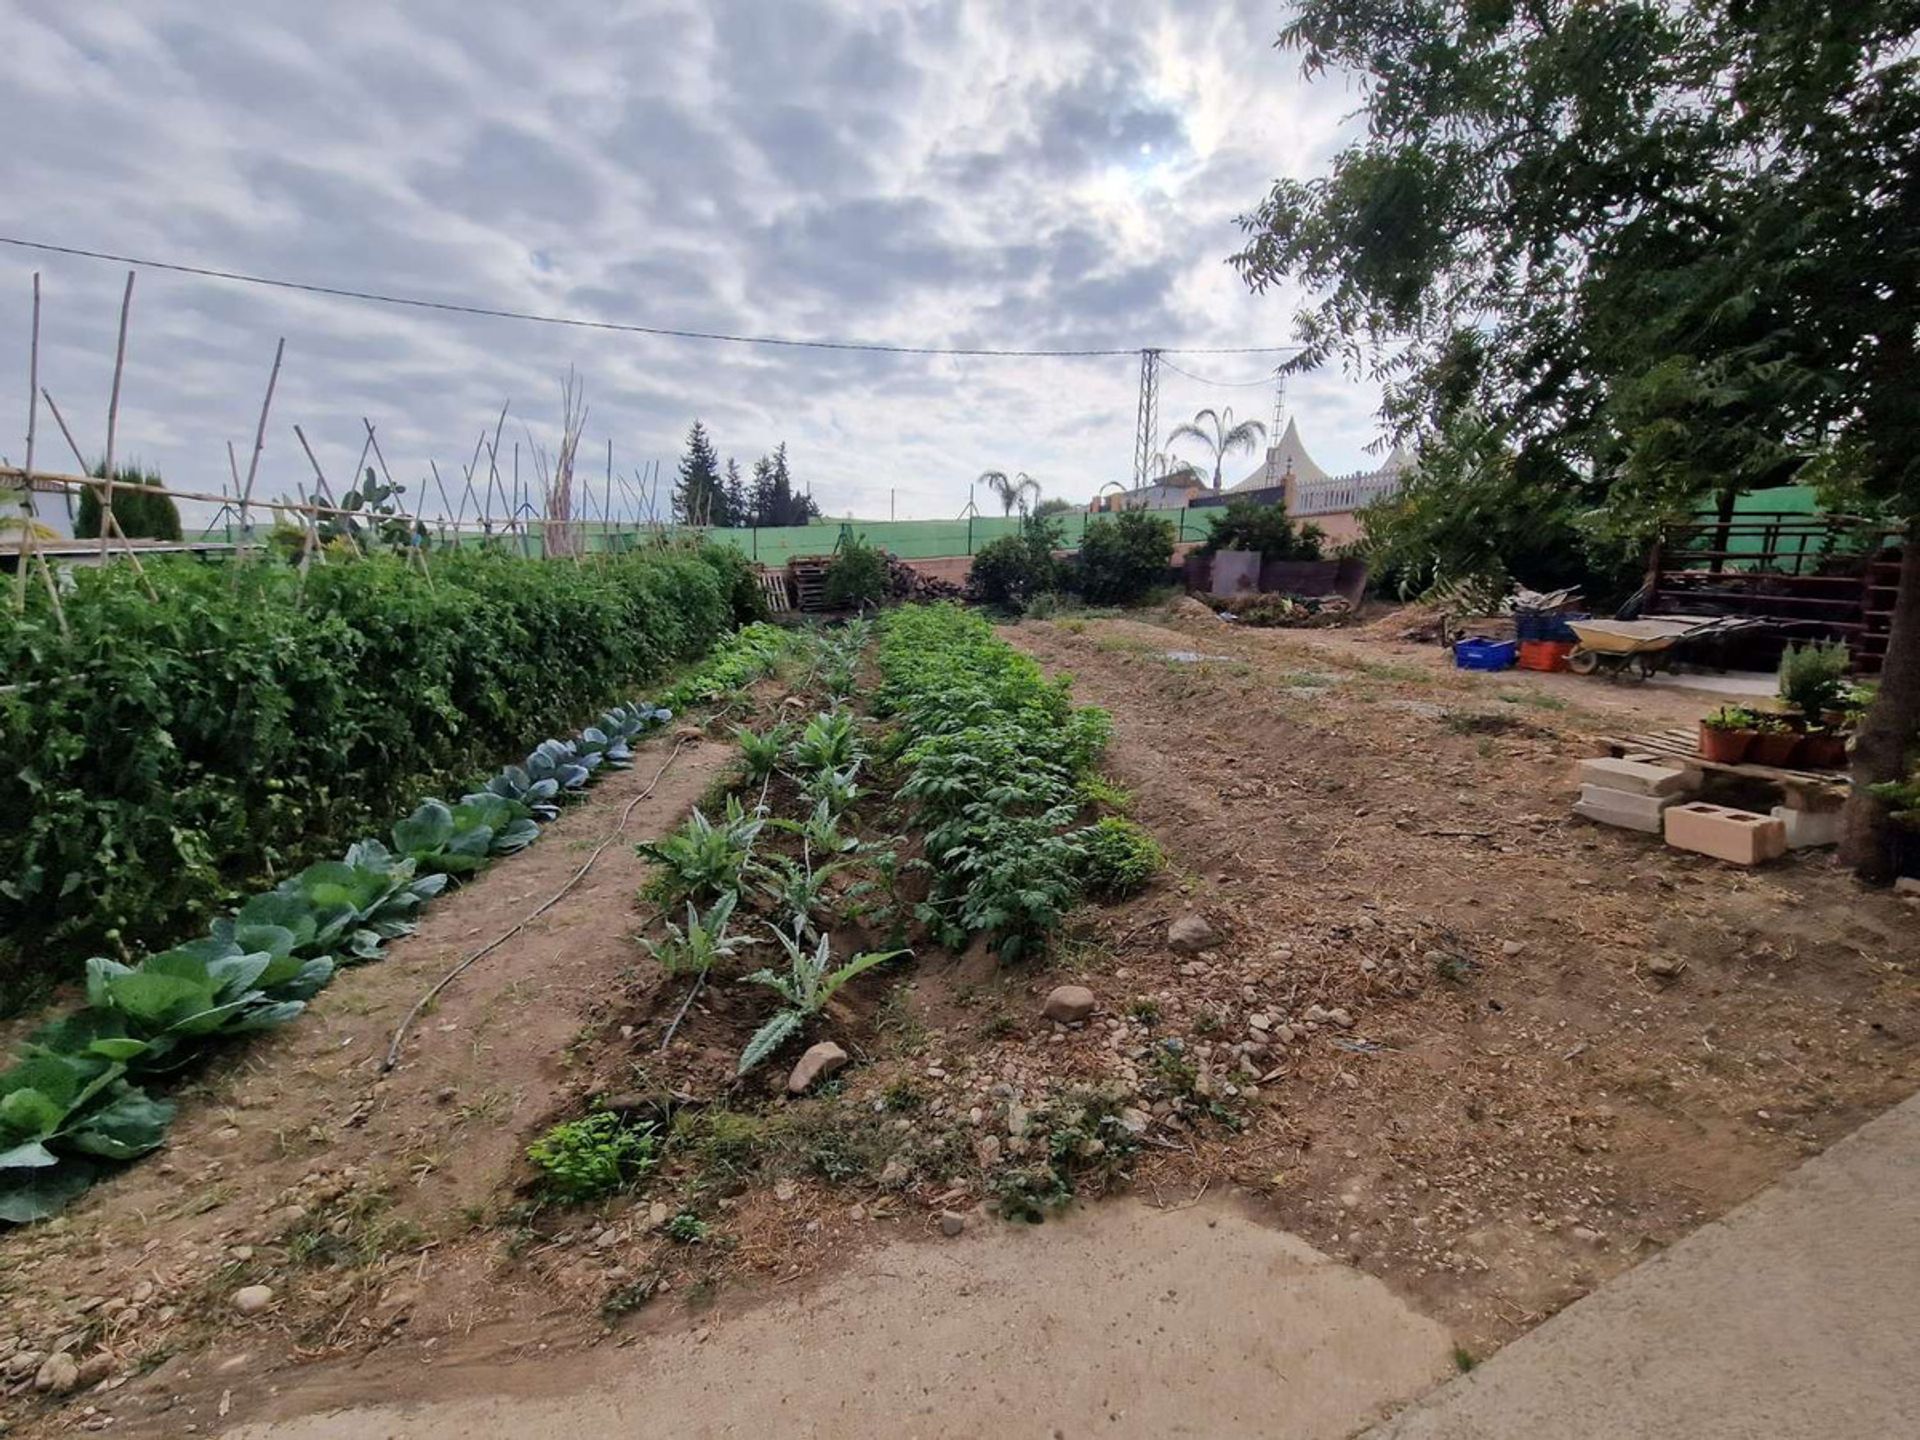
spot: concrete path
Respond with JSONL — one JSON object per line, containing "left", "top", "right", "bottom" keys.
{"left": 1371, "top": 1091, "right": 1920, "bottom": 1439}
{"left": 230, "top": 1196, "right": 1453, "bottom": 1440}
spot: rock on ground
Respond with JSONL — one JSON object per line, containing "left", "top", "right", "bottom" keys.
{"left": 788, "top": 1041, "right": 849, "bottom": 1094}
{"left": 1168, "top": 914, "right": 1216, "bottom": 954}
{"left": 1043, "top": 985, "right": 1097, "bottom": 1023}
{"left": 233, "top": 1285, "right": 276, "bottom": 1316}
{"left": 34, "top": 1351, "right": 79, "bottom": 1394}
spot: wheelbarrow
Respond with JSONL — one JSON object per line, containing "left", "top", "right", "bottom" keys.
{"left": 1565, "top": 616, "right": 1760, "bottom": 681}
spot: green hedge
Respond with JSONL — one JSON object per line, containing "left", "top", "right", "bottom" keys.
{"left": 0, "top": 543, "right": 760, "bottom": 1001}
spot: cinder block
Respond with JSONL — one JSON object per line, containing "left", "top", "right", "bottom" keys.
{"left": 1573, "top": 784, "right": 1678, "bottom": 834}
{"left": 1577, "top": 757, "right": 1694, "bottom": 797}
{"left": 1771, "top": 804, "right": 1842, "bottom": 849}
{"left": 1663, "top": 803, "right": 1787, "bottom": 865}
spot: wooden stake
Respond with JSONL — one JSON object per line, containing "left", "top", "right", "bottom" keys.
{"left": 15, "top": 272, "right": 41, "bottom": 611}
{"left": 237, "top": 337, "right": 286, "bottom": 542}
{"left": 293, "top": 424, "right": 365, "bottom": 559}
{"left": 365, "top": 419, "right": 433, "bottom": 587}
{"left": 429, "top": 460, "right": 455, "bottom": 544}
{"left": 99, "top": 271, "right": 135, "bottom": 562}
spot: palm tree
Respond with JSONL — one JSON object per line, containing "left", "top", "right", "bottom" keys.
{"left": 1166, "top": 407, "right": 1267, "bottom": 492}
{"left": 1147, "top": 451, "right": 1204, "bottom": 485}
{"left": 978, "top": 470, "right": 1040, "bottom": 516}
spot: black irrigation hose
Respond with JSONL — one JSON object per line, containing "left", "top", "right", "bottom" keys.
{"left": 380, "top": 736, "right": 693, "bottom": 1072}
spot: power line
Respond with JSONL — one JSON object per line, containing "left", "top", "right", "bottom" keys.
{"left": 0, "top": 235, "right": 1308, "bottom": 361}
{"left": 1158, "top": 357, "right": 1283, "bottom": 388}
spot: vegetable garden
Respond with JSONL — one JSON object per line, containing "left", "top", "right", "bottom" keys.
{"left": 0, "top": 542, "right": 766, "bottom": 1223}
{"left": 0, "top": 544, "right": 762, "bottom": 992}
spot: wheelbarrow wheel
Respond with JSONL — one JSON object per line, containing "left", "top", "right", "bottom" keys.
{"left": 1566, "top": 648, "right": 1600, "bottom": 675}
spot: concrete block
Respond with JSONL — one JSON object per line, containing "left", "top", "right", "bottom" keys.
{"left": 1573, "top": 784, "right": 1678, "bottom": 834}
{"left": 1577, "top": 757, "right": 1694, "bottom": 798}
{"left": 1771, "top": 804, "right": 1842, "bottom": 850}
{"left": 1664, "top": 803, "right": 1787, "bottom": 866}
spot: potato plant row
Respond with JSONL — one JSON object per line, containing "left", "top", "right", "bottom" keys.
{"left": 874, "top": 604, "right": 1145, "bottom": 962}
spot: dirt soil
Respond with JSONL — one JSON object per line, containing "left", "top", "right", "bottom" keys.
{"left": 1002, "top": 610, "right": 1919, "bottom": 1341}
{"left": 2, "top": 607, "right": 1916, "bottom": 1438}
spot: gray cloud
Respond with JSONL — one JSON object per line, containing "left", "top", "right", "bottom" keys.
{"left": 0, "top": 0, "right": 1383, "bottom": 523}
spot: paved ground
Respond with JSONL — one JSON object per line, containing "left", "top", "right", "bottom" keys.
{"left": 228, "top": 1197, "right": 1454, "bottom": 1440}
{"left": 1371, "top": 1089, "right": 1920, "bottom": 1439}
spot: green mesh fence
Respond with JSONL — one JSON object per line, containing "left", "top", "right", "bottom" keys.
{"left": 199, "top": 509, "right": 1228, "bottom": 562}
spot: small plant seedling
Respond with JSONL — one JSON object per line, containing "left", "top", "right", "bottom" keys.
{"left": 641, "top": 892, "right": 755, "bottom": 976}
{"left": 735, "top": 931, "right": 910, "bottom": 1075}
{"left": 663, "top": 1211, "right": 711, "bottom": 1244}
{"left": 526, "top": 1113, "right": 657, "bottom": 1202}
{"left": 636, "top": 798, "right": 765, "bottom": 907}
{"left": 733, "top": 724, "right": 791, "bottom": 787}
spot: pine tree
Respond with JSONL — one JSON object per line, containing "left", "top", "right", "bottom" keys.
{"left": 748, "top": 454, "right": 776, "bottom": 528}
{"left": 673, "top": 421, "right": 725, "bottom": 526}
{"left": 723, "top": 458, "right": 747, "bottom": 529}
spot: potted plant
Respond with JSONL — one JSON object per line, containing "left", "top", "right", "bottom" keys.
{"left": 1837, "top": 681, "right": 1877, "bottom": 733}
{"left": 1776, "top": 640, "right": 1851, "bottom": 729}
{"left": 1747, "top": 711, "right": 1801, "bottom": 766}
{"left": 1868, "top": 769, "right": 1920, "bottom": 880}
{"left": 1796, "top": 725, "right": 1849, "bottom": 769}
{"left": 1699, "top": 705, "right": 1758, "bottom": 763}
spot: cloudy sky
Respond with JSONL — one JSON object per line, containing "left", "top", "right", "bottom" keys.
{"left": 1, "top": 1, "right": 1383, "bottom": 526}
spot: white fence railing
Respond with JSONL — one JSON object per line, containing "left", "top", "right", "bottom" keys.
{"left": 1291, "top": 471, "right": 1404, "bottom": 516}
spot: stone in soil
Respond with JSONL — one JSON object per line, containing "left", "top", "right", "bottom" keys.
{"left": 1168, "top": 914, "right": 1215, "bottom": 953}
{"left": 1042, "top": 985, "right": 1097, "bottom": 1023}
{"left": 232, "top": 1285, "right": 275, "bottom": 1316}
{"left": 939, "top": 1211, "right": 965, "bottom": 1237}
{"left": 787, "top": 1041, "right": 849, "bottom": 1094}
{"left": 34, "top": 1352, "right": 79, "bottom": 1394}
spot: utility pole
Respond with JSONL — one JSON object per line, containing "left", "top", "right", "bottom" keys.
{"left": 1132, "top": 348, "right": 1161, "bottom": 488}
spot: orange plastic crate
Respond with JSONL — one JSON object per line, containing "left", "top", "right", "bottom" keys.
{"left": 1517, "top": 639, "right": 1574, "bottom": 672}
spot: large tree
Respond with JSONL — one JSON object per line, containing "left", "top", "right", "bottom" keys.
{"left": 745, "top": 444, "right": 818, "bottom": 527}
{"left": 673, "top": 421, "right": 727, "bottom": 526}
{"left": 1234, "top": 0, "right": 1920, "bottom": 878}
{"left": 723, "top": 457, "right": 747, "bottom": 529}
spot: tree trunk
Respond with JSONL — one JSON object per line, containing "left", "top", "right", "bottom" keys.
{"left": 1840, "top": 536, "right": 1920, "bottom": 880}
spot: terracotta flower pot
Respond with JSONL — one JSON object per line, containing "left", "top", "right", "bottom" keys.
{"left": 1698, "top": 723, "right": 1753, "bottom": 763}
{"left": 1797, "top": 732, "right": 1849, "bottom": 769}
{"left": 1746, "top": 731, "right": 1801, "bottom": 766}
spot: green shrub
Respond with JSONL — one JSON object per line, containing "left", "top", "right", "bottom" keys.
{"left": 1073, "top": 511, "right": 1176, "bottom": 604}
{"left": 0, "top": 542, "right": 745, "bottom": 992}
{"left": 823, "top": 536, "right": 889, "bottom": 610}
{"left": 1196, "top": 498, "right": 1322, "bottom": 561}
{"left": 1078, "top": 817, "right": 1162, "bottom": 897}
{"left": 1777, "top": 640, "right": 1851, "bottom": 719}
{"left": 77, "top": 463, "right": 182, "bottom": 542}
{"left": 527, "top": 1112, "right": 657, "bottom": 1202}
{"left": 967, "top": 518, "right": 1062, "bottom": 612}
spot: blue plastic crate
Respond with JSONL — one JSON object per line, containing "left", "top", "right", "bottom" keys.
{"left": 1515, "top": 611, "right": 1588, "bottom": 643}
{"left": 1453, "top": 636, "right": 1518, "bottom": 671}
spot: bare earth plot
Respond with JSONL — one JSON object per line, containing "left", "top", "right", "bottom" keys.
{"left": 1, "top": 605, "right": 1915, "bottom": 1438}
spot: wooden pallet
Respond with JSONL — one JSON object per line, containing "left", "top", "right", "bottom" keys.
{"left": 788, "top": 556, "right": 833, "bottom": 613}
{"left": 1599, "top": 728, "right": 1849, "bottom": 803}
{"left": 757, "top": 567, "right": 792, "bottom": 614}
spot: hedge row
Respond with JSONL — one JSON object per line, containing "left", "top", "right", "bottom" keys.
{"left": 0, "top": 693, "right": 683, "bottom": 1224}
{"left": 0, "top": 543, "right": 762, "bottom": 1003}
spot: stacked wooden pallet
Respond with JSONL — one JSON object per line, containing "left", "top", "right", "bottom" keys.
{"left": 788, "top": 556, "right": 832, "bottom": 612}
{"left": 757, "top": 567, "right": 792, "bottom": 614}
